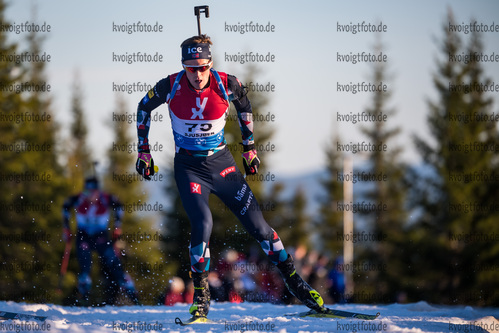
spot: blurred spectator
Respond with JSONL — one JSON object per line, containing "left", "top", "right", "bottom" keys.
{"left": 327, "top": 257, "right": 346, "bottom": 304}
{"left": 195, "top": 247, "right": 344, "bottom": 307}
{"left": 215, "top": 249, "right": 239, "bottom": 301}
{"left": 207, "top": 271, "right": 226, "bottom": 302}
{"left": 164, "top": 276, "right": 185, "bottom": 306}
{"left": 308, "top": 253, "right": 331, "bottom": 303}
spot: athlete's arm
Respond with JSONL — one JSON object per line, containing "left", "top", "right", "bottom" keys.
{"left": 137, "top": 77, "right": 171, "bottom": 152}
{"left": 108, "top": 194, "right": 124, "bottom": 240}
{"left": 62, "top": 195, "right": 79, "bottom": 242}
{"left": 227, "top": 75, "right": 254, "bottom": 147}
{"left": 227, "top": 75, "right": 260, "bottom": 175}
{"left": 62, "top": 195, "right": 79, "bottom": 229}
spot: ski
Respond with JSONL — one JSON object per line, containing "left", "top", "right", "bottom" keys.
{"left": 0, "top": 311, "right": 47, "bottom": 322}
{"left": 174, "top": 316, "right": 215, "bottom": 326}
{"left": 285, "top": 307, "right": 380, "bottom": 320}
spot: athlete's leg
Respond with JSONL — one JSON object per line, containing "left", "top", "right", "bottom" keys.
{"left": 174, "top": 153, "right": 214, "bottom": 317}
{"left": 95, "top": 231, "right": 126, "bottom": 305}
{"left": 75, "top": 230, "right": 92, "bottom": 305}
{"left": 210, "top": 148, "right": 286, "bottom": 263}
{"left": 174, "top": 154, "right": 214, "bottom": 273}
{"left": 95, "top": 236, "right": 140, "bottom": 305}
{"left": 210, "top": 148, "right": 325, "bottom": 312}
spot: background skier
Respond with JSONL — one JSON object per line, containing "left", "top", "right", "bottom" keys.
{"left": 62, "top": 176, "right": 139, "bottom": 306}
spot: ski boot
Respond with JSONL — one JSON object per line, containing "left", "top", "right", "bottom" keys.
{"left": 104, "top": 280, "right": 120, "bottom": 306}
{"left": 76, "top": 291, "right": 91, "bottom": 307}
{"left": 277, "top": 254, "right": 325, "bottom": 313}
{"left": 125, "top": 288, "right": 140, "bottom": 305}
{"left": 123, "top": 273, "right": 141, "bottom": 305}
{"left": 189, "top": 271, "right": 210, "bottom": 318}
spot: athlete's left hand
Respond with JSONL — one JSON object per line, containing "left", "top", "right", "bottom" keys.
{"left": 136, "top": 151, "right": 155, "bottom": 180}
{"left": 242, "top": 145, "right": 260, "bottom": 175}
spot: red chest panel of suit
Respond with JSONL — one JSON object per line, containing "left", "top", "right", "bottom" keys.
{"left": 76, "top": 192, "right": 109, "bottom": 216}
{"left": 168, "top": 71, "right": 229, "bottom": 121}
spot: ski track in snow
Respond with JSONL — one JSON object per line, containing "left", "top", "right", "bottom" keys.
{"left": 1, "top": 300, "right": 498, "bottom": 333}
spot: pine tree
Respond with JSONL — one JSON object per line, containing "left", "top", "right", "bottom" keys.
{"left": 66, "top": 71, "right": 91, "bottom": 191}
{"left": 462, "top": 28, "right": 499, "bottom": 307}
{"left": 355, "top": 36, "right": 407, "bottom": 303}
{"left": 406, "top": 11, "right": 465, "bottom": 304}
{"left": 316, "top": 132, "right": 344, "bottom": 258}
{"left": 0, "top": 0, "right": 29, "bottom": 301}
{"left": 286, "top": 187, "right": 310, "bottom": 248}
{"left": 410, "top": 10, "right": 499, "bottom": 305}
{"left": 0, "top": 2, "right": 67, "bottom": 303}
{"left": 103, "top": 95, "right": 170, "bottom": 305}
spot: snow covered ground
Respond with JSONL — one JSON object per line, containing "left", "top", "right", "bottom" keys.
{"left": 1, "top": 300, "right": 498, "bottom": 333}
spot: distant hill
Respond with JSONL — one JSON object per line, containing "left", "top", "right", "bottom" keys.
{"left": 271, "top": 161, "right": 433, "bottom": 226}
{"left": 273, "top": 169, "right": 327, "bottom": 217}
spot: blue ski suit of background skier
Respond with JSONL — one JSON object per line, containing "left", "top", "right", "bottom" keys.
{"left": 62, "top": 176, "right": 139, "bottom": 306}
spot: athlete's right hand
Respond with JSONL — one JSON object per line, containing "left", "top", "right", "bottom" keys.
{"left": 136, "top": 150, "right": 155, "bottom": 180}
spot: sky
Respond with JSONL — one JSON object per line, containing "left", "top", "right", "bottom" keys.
{"left": 4, "top": 0, "right": 499, "bottom": 177}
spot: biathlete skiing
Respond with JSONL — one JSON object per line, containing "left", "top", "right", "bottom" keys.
{"left": 62, "top": 176, "right": 139, "bottom": 306}
{"left": 134, "top": 34, "right": 326, "bottom": 320}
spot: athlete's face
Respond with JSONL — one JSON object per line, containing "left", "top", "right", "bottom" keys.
{"left": 83, "top": 189, "right": 99, "bottom": 201}
{"left": 183, "top": 59, "right": 212, "bottom": 90}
